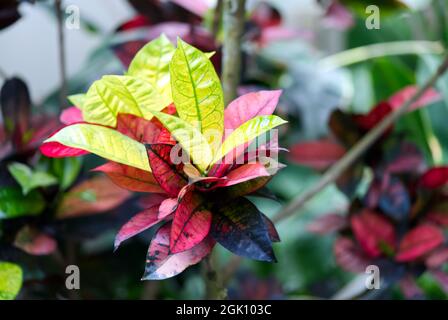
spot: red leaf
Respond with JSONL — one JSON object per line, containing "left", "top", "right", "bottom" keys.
{"left": 142, "top": 223, "right": 215, "bottom": 280}
{"left": 60, "top": 107, "right": 83, "bottom": 125}
{"left": 57, "top": 176, "right": 131, "bottom": 218}
{"left": 158, "top": 198, "right": 178, "bottom": 219}
{"left": 40, "top": 141, "right": 88, "bottom": 157}
{"left": 389, "top": 86, "right": 441, "bottom": 112}
{"left": 224, "top": 90, "right": 281, "bottom": 135}
{"left": 288, "top": 139, "right": 346, "bottom": 170}
{"left": 93, "top": 161, "right": 164, "bottom": 193}
{"left": 396, "top": 224, "right": 444, "bottom": 262}
{"left": 146, "top": 144, "right": 188, "bottom": 197}
{"left": 351, "top": 209, "right": 396, "bottom": 258}
{"left": 307, "top": 213, "right": 347, "bottom": 235}
{"left": 334, "top": 237, "right": 370, "bottom": 273}
{"left": 425, "top": 248, "right": 448, "bottom": 269}
{"left": 353, "top": 102, "right": 393, "bottom": 131}
{"left": 224, "top": 176, "right": 271, "bottom": 199}
{"left": 116, "top": 113, "right": 174, "bottom": 145}
{"left": 420, "top": 167, "right": 448, "bottom": 189}
{"left": 170, "top": 191, "right": 212, "bottom": 253}
{"left": 14, "top": 226, "right": 57, "bottom": 256}
{"left": 114, "top": 205, "right": 161, "bottom": 250}
{"left": 222, "top": 162, "right": 271, "bottom": 187}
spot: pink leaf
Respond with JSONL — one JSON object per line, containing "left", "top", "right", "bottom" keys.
{"left": 322, "top": 1, "right": 354, "bottom": 31}
{"left": 425, "top": 248, "right": 448, "bottom": 269}
{"left": 334, "top": 237, "right": 370, "bottom": 273}
{"left": 224, "top": 90, "right": 282, "bottom": 134}
{"left": 171, "top": 0, "right": 209, "bottom": 17}
{"left": 158, "top": 198, "right": 178, "bottom": 219}
{"left": 142, "top": 223, "right": 215, "bottom": 280}
{"left": 389, "top": 86, "right": 441, "bottom": 112}
{"left": 288, "top": 139, "right": 346, "bottom": 170}
{"left": 146, "top": 144, "right": 188, "bottom": 197}
{"left": 14, "top": 226, "right": 57, "bottom": 256}
{"left": 93, "top": 161, "right": 164, "bottom": 193}
{"left": 60, "top": 107, "right": 83, "bottom": 125}
{"left": 351, "top": 209, "right": 396, "bottom": 258}
{"left": 427, "top": 211, "right": 448, "bottom": 226}
{"left": 396, "top": 224, "right": 444, "bottom": 262}
{"left": 399, "top": 275, "right": 423, "bottom": 299}
{"left": 307, "top": 213, "right": 347, "bottom": 235}
{"left": 430, "top": 270, "right": 448, "bottom": 293}
{"left": 170, "top": 191, "right": 212, "bottom": 253}
{"left": 57, "top": 176, "right": 131, "bottom": 218}
{"left": 115, "top": 206, "right": 161, "bottom": 250}
{"left": 222, "top": 162, "right": 271, "bottom": 187}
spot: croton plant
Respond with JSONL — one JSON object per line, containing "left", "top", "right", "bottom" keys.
{"left": 290, "top": 90, "right": 448, "bottom": 297}
{"left": 40, "top": 35, "right": 287, "bottom": 280}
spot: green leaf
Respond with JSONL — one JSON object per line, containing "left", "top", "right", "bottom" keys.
{"left": 0, "top": 262, "right": 22, "bottom": 300}
{"left": 50, "top": 157, "right": 83, "bottom": 190}
{"left": 68, "top": 93, "right": 86, "bottom": 108}
{"left": 127, "top": 34, "right": 175, "bottom": 105}
{"left": 44, "top": 123, "right": 151, "bottom": 171}
{"left": 170, "top": 38, "right": 224, "bottom": 154}
{"left": 0, "top": 187, "right": 45, "bottom": 219}
{"left": 82, "top": 75, "right": 166, "bottom": 127}
{"left": 150, "top": 111, "right": 213, "bottom": 173}
{"left": 212, "top": 115, "right": 287, "bottom": 165}
{"left": 7, "top": 162, "right": 58, "bottom": 195}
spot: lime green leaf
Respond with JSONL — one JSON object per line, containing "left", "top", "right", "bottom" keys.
{"left": 68, "top": 93, "right": 86, "bottom": 108}
{"left": 212, "top": 115, "right": 287, "bottom": 165}
{"left": 205, "top": 51, "right": 215, "bottom": 59}
{"left": 44, "top": 123, "right": 151, "bottom": 171}
{"left": 170, "top": 38, "right": 224, "bottom": 154}
{"left": 0, "top": 187, "right": 45, "bottom": 219}
{"left": 150, "top": 111, "right": 213, "bottom": 173}
{"left": 82, "top": 75, "right": 165, "bottom": 127}
{"left": 128, "top": 34, "right": 175, "bottom": 105}
{"left": 8, "top": 162, "right": 58, "bottom": 195}
{"left": 0, "top": 262, "right": 23, "bottom": 300}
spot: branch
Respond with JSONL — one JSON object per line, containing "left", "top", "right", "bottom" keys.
{"left": 55, "top": 0, "right": 68, "bottom": 110}
{"left": 221, "top": 0, "right": 246, "bottom": 105}
{"left": 223, "top": 54, "right": 448, "bottom": 283}
{"left": 212, "top": 0, "right": 223, "bottom": 38}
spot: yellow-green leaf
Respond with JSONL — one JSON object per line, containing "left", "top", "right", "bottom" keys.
{"left": 170, "top": 38, "right": 224, "bottom": 155}
{"left": 82, "top": 75, "right": 165, "bottom": 127}
{"left": 150, "top": 111, "right": 213, "bottom": 173}
{"left": 128, "top": 34, "right": 175, "bottom": 105}
{"left": 44, "top": 123, "right": 151, "bottom": 172}
{"left": 212, "top": 115, "right": 287, "bottom": 165}
{"left": 0, "top": 262, "right": 22, "bottom": 300}
{"left": 68, "top": 93, "right": 86, "bottom": 108}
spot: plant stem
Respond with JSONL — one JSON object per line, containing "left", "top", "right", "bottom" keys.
{"left": 221, "top": 0, "right": 246, "bottom": 105}
{"left": 223, "top": 54, "right": 448, "bottom": 284}
{"left": 212, "top": 0, "right": 223, "bottom": 38}
{"left": 203, "top": 254, "right": 227, "bottom": 300}
{"left": 319, "top": 41, "right": 444, "bottom": 71}
{"left": 55, "top": 0, "right": 68, "bottom": 110}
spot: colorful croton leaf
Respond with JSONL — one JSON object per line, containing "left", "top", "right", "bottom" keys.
{"left": 40, "top": 36, "right": 287, "bottom": 280}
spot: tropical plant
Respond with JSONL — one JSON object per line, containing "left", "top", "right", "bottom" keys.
{"left": 40, "top": 35, "right": 287, "bottom": 280}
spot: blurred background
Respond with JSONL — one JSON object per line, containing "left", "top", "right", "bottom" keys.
{"left": 1, "top": 0, "right": 448, "bottom": 300}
